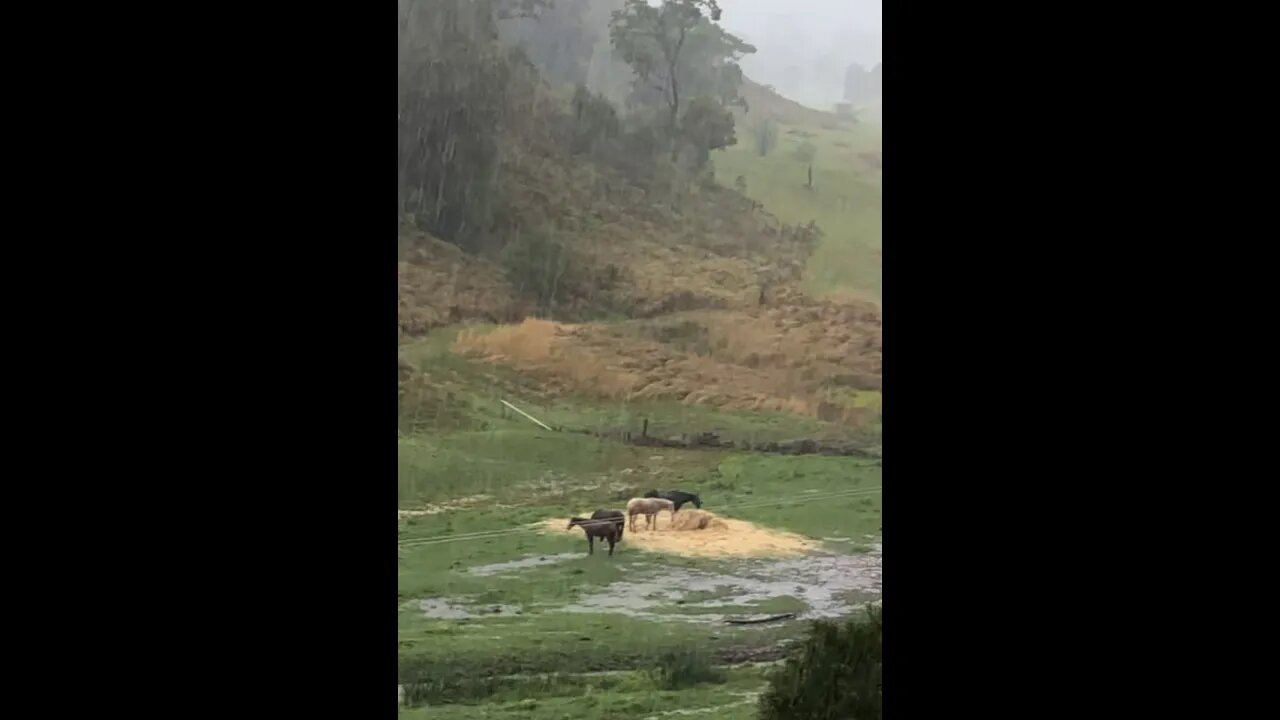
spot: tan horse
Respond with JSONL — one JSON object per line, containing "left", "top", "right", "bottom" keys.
{"left": 626, "top": 497, "right": 675, "bottom": 532}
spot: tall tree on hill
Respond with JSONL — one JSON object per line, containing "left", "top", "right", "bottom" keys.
{"left": 397, "top": 0, "right": 543, "bottom": 250}
{"left": 608, "top": 0, "right": 752, "bottom": 162}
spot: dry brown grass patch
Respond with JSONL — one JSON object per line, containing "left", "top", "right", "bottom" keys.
{"left": 453, "top": 318, "right": 643, "bottom": 400}
{"left": 452, "top": 305, "right": 880, "bottom": 426}
{"left": 397, "top": 232, "right": 527, "bottom": 337}
{"left": 454, "top": 318, "right": 562, "bottom": 364}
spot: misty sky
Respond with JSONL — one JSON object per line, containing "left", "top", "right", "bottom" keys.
{"left": 716, "top": 0, "right": 882, "bottom": 109}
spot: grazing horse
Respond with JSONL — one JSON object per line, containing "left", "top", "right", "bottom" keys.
{"left": 567, "top": 509, "right": 625, "bottom": 556}
{"left": 626, "top": 497, "right": 675, "bottom": 532}
{"left": 643, "top": 489, "right": 703, "bottom": 511}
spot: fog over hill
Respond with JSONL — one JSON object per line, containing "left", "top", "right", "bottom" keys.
{"left": 718, "top": 0, "right": 881, "bottom": 112}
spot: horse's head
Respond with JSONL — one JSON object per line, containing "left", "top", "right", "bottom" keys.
{"left": 693, "top": 495, "right": 703, "bottom": 509}
{"left": 567, "top": 517, "right": 585, "bottom": 530}
{"left": 643, "top": 489, "right": 659, "bottom": 498}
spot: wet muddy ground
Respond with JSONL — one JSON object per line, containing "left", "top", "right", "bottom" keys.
{"left": 412, "top": 543, "right": 880, "bottom": 623}
{"left": 466, "top": 553, "right": 581, "bottom": 576}
{"left": 555, "top": 547, "right": 880, "bottom": 623}
{"left": 413, "top": 597, "right": 524, "bottom": 619}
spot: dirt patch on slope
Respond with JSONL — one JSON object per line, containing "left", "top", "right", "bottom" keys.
{"left": 397, "top": 231, "right": 528, "bottom": 337}
{"left": 453, "top": 297, "right": 881, "bottom": 426}
{"left": 544, "top": 511, "right": 817, "bottom": 558}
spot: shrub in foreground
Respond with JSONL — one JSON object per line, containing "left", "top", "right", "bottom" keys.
{"left": 758, "top": 606, "right": 882, "bottom": 720}
{"left": 647, "top": 648, "right": 727, "bottom": 690}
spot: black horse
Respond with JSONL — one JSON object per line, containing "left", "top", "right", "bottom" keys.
{"left": 643, "top": 489, "right": 703, "bottom": 511}
{"left": 567, "top": 509, "right": 626, "bottom": 556}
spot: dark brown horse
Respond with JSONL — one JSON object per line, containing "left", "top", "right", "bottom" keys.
{"left": 567, "top": 509, "right": 626, "bottom": 556}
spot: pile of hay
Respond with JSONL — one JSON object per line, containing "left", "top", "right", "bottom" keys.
{"left": 668, "top": 509, "right": 728, "bottom": 531}
{"left": 546, "top": 510, "right": 816, "bottom": 558}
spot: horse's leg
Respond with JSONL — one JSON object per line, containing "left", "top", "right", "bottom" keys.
{"left": 607, "top": 535, "right": 615, "bottom": 556}
{"left": 588, "top": 535, "right": 594, "bottom": 555}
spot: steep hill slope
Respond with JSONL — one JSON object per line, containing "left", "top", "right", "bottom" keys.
{"left": 737, "top": 78, "right": 855, "bottom": 129}
{"left": 398, "top": 2, "right": 880, "bottom": 430}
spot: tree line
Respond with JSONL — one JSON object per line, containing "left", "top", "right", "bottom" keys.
{"left": 397, "top": 0, "right": 755, "bottom": 249}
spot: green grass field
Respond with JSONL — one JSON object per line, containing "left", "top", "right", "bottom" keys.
{"left": 398, "top": 337, "right": 882, "bottom": 715}
{"left": 714, "top": 118, "right": 882, "bottom": 301}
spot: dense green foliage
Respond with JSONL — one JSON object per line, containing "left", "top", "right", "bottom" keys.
{"left": 499, "top": 229, "right": 620, "bottom": 317}
{"left": 758, "top": 607, "right": 883, "bottom": 720}
{"left": 609, "top": 1, "right": 752, "bottom": 162}
{"left": 397, "top": 0, "right": 762, "bottom": 312}
{"left": 397, "top": 0, "right": 539, "bottom": 250}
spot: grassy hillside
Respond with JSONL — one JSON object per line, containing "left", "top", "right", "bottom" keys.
{"left": 719, "top": 81, "right": 882, "bottom": 301}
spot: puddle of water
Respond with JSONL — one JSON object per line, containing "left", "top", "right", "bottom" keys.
{"left": 643, "top": 693, "right": 760, "bottom": 719}
{"left": 466, "top": 553, "right": 580, "bottom": 577}
{"left": 415, "top": 597, "right": 523, "bottom": 619}
{"left": 417, "top": 597, "right": 474, "bottom": 619}
{"left": 556, "top": 549, "right": 881, "bottom": 624}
